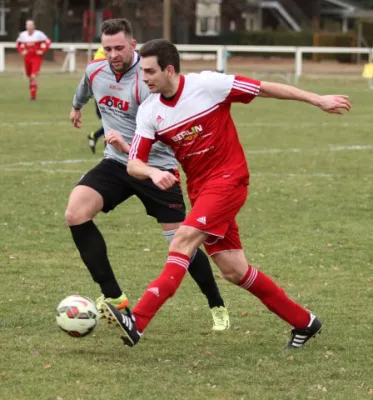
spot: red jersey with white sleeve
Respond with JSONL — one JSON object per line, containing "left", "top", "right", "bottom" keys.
{"left": 16, "top": 30, "right": 51, "bottom": 58}
{"left": 129, "top": 71, "right": 261, "bottom": 200}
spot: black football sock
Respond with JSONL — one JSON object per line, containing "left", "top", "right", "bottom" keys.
{"left": 93, "top": 127, "right": 104, "bottom": 141}
{"left": 188, "top": 248, "right": 225, "bottom": 308}
{"left": 69, "top": 221, "right": 122, "bottom": 299}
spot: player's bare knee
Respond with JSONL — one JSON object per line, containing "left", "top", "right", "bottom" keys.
{"left": 169, "top": 233, "right": 195, "bottom": 255}
{"left": 65, "top": 207, "right": 86, "bottom": 226}
{"left": 64, "top": 207, "right": 77, "bottom": 225}
{"left": 169, "top": 230, "right": 187, "bottom": 250}
{"left": 169, "top": 226, "right": 205, "bottom": 255}
{"left": 65, "top": 186, "right": 103, "bottom": 226}
{"left": 220, "top": 269, "right": 242, "bottom": 284}
{"left": 65, "top": 200, "right": 98, "bottom": 225}
{"left": 213, "top": 251, "right": 248, "bottom": 284}
{"left": 65, "top": 198, "right": 100, "bottom": 225}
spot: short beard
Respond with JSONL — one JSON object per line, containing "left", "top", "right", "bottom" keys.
{"left": 111, "top": 60, "right": 132, "bottom": 74}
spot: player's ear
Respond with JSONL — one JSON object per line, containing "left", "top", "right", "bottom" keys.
{"left": 131, "top": 39, "right": 137, "bottom": 51}
{"left": 165, "top": 65, "right": 175, "bottom": 77}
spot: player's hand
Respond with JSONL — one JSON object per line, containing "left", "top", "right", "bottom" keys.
{"left": 36, "top": 50, "right": 43, "bottom": 55}
{"left": 70, "top": 108, "right": 82, "bottom": 128}
{"left": 104, "top": 130, "right": 130, "bottom": 154}
{"left": 21, "top": 50, "right": 27, "bottom": 56}
{"left": 317, "top": 95, "right": 351, "bottom": 115}
{"left": 149, "top": 169, "right": 178, "bottom": 190}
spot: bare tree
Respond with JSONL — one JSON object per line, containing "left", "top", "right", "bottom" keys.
{"left": 8, "top": 0, "right": 58, "bottom": 40}
{"left": 8, "top": 0, "right": 28, "bottom": 40}
{"left": 28, "top": 0, "right": 58, "bottom": 59}
{"left": 32, "top": 0, "right": 57, "bottom": 38}
{"left": 103, "top": 0, "right": 196, "bottom": 43}
{"left": 57, "top": 0, "right": 70, "bottom": 33}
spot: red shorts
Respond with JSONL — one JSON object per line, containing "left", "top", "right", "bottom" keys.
{"left": 182, "top": 182, "right": 248, "bottom": 256}
{"left": 24, "top": 56, "right": 43, "bottom": 77}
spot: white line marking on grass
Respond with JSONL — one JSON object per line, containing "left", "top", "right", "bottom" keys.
{"left": 3, "top": 159, "right": 101, "bottom": 167}
{"left": 2, "top": 168, "right": 83, "bottom": 174}
{"left": 328, "top": 145, "right": 373, "bottom": 151}
{"left": 3, "top": 167, "right": 369, "bottom": 179}
{"left": 1, "top": 121, "right": 71, "bottom": 127}
{"left": 0, "top": 121, "right": 365, "bottom": 128}
{"left": 1, "top": 143, "right": 372, "bottom": 170}
{"left": 1, "top": 167, "right": 337, "bottom": 177}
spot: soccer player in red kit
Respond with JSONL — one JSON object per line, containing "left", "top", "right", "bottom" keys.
{"left": 16, "top": 20, "right": 52, "bottom": 100}
{"left": 102, "top": 39, "right": 351, "bottom": 349}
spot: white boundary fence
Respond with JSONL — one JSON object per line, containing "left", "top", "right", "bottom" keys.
{"left": 1, "top": 42, "right": 372, "bottom": 81}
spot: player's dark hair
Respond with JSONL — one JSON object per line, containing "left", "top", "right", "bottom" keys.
{"left": 139, "top": 39, "right": 180, "bottom": 73}
{"left": 101, "top": 18, "right": 133, "bottom": 37}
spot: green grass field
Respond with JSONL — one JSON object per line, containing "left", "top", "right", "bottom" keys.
{"left": 1, "top": 72, "right": 372, "bottom": 400}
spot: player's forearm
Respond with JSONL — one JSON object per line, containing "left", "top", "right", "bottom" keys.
{"left": 259, "top": 81, "right": 321, "bottom": 107}
{"left": 72, "top": 94, "right": 87, "bottom": 110}
{"left": 127, "top": 159, "right": 158, "bottom": 181}
{"left": 72, "top": 85, "right": 91, "bottom": 108}
{"left": 72, "top": 76, "right": 92, "bottom": 109}
{"left": 16, "top": 42, "right": 24, "bottom": 54}
{"left": 43, "top": 38, "right": 52, "bottom": 53}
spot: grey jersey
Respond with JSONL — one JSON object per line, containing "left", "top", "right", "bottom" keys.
{"left": 72, "top": 54, "right": 177, "bottom": 170}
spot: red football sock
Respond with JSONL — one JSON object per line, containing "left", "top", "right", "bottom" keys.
{"left": 133, "top": 252, "right": 190, "bottom": 333}
{"left": 30, "top": 83, "right": 37, "bottom": 99}
{"left": 238, "top": 265, "right": 310, "bottom": 329}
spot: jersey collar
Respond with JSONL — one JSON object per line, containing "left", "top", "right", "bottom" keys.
{"left": 160, "top": 75, "right": 185, "bottom": 108}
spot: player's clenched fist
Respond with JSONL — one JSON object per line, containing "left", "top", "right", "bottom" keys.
{"left": 149, "top": 169, "right": 178, "bottom": 190}
{"left": 104, "top": 129, "right": 130, "bottom": 154}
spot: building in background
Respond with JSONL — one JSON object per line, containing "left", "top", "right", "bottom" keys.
{"left": 1, "top": 0, "right": 373, "bottom": 44}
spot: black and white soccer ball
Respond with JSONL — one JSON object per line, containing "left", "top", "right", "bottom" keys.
{"left": 56, "top": 295, "right": 98, "bottom": 338}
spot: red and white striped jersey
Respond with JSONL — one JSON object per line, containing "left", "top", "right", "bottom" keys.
{"left": 129, "top": 71, "right": 261, "bottom": 198}
{"left": 16, "top": 30, "right": 51, "bottom": 57}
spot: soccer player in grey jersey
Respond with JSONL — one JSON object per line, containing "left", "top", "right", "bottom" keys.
{"left": 66, "top": 18, "right": 229, "bottom": 330}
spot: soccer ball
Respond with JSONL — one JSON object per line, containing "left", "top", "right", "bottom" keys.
{"left": 56, "top": 295, "right": 98, "bottom": 338}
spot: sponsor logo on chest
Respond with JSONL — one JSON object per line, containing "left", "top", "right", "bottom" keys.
{"left": 172, "top": 124, "right": 203, "bottom": 142}
{"left": 98, "top": 95, "right": 130, "bottom": 112}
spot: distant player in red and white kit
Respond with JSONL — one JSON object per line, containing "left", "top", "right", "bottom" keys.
{"left": 16, "top": 20, "right": 52, "bottom": 100}
{"left": 102, "top": 39, "right": 351, "bottom": 349}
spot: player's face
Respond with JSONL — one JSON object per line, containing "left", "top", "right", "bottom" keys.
{"left": 26, "top": 20, "right": 35, "bottom": 33}
{"left": 140, "top": 56, "right": 172, "bottom": 94}
{"left": 102, "top": 32, "right": 136, "bottom": 73}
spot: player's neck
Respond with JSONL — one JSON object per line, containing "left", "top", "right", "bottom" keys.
{"left": 162, "top": 75, "right": 181, "bottom": 98}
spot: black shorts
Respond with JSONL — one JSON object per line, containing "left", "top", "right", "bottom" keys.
{"left": 77, "top": 158, "right": 186, "bottom": 223}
